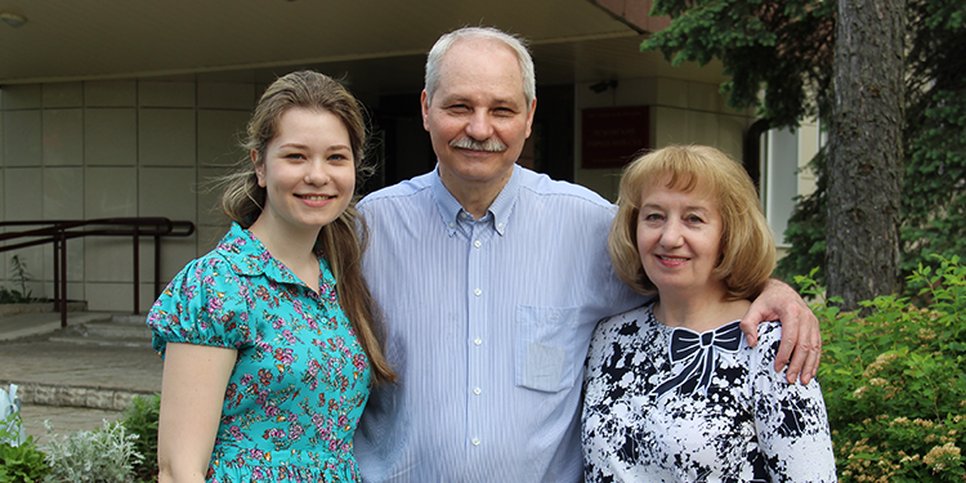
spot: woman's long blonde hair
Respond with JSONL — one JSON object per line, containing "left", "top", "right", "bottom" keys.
{"left": 221, "top": 70, "right": 394, "bottom": 384}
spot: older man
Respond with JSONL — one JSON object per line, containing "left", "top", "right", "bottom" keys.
{"left": 354, "top": 26, "right": 820, "bottom": 481}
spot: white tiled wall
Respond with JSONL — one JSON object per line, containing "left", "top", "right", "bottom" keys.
{"left": 1, "top": 76, "right": 251, "bottom": 310}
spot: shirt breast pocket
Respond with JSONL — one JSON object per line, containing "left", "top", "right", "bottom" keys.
{"left": 514, "top": 305, "right": 581, "bottom": 393}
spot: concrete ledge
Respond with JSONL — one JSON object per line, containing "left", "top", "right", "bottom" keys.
{"left": 1, "top": 380, "right": 156, "bottom": 411}
{"left": 0, "top": 301, "right": 88, "bottom": 317}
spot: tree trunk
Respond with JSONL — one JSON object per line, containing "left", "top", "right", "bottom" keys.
{"left": 827, "top": 0, "right": 905, "bottom": 309}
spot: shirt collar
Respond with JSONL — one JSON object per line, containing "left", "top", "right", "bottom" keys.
{"left": 430, "top": 164, "right": 521, "bottom": 237}
{"left": 215, "top": 223, "right": 336, "bottom": 290}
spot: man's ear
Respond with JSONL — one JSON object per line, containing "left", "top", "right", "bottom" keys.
{"left": 420, "top": 90, "right": 431, "bottom": 132}
{"left": 251, "top": 149, "right": 266, "bottom": 188}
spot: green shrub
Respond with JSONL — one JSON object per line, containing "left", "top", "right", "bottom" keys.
{"left": 41, "top": 420, "right": 144, "bottom": 483}
{"left": 799, "top": 255, "right": 965, "bottom": 481}
{"left": 0, "top": 438, "right": 50, "bottom": 483}
{"left": 120, "top": 394, "right": 159, "bottom": 482}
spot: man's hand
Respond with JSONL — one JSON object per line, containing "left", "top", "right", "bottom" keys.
{"left": 739, "top": 279, "right": 821, "bottom": 384}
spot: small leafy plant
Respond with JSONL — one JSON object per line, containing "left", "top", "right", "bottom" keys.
{"left": 799, "top": 255, "right": 965, "bottom": 481}
{"left": 120, "top": 394, "right": 160, "bottom": 482}
{"left": 41, "top": 420, "right": 144, "bottom": 483}
{"left": 0, "top": 255, "right": 39, "bottom": 304}
{"left": 0, "top": 437, "right": 50, "bottom": 483}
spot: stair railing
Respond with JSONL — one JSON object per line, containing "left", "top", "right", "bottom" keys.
{"left": 0, "top": 218, "right": 195, "bottom": 328}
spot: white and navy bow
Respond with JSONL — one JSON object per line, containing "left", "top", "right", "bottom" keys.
{"left": 652, "top": 321, "right": 743, "bottom": 399}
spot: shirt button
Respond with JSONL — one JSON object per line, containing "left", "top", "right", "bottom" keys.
{"left": 473, "top": 240, "right": 482, "bottom": 248}
{"left": 473, "top": 387, "right": 482, "bottom": 395}
{"left": 473, "top": 288, "right": 482, "bottom": 297}
{"left": 473, "top": 337, "right": 482, "bottom": 346}
{"left": 471, "top": 437, "right": 481, "bottom": 446}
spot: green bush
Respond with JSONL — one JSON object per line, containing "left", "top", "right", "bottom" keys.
{"left": 799, "top": 255, "right": 965, "bottom": 481}
{"left": 0, "top": 438, "right": 50, "bottom": 483}
{"left": 41, "top": 420, "right": 144, "bottom": 483}
{"left": 120, "top": 394, "right": 159, "bottom": 482}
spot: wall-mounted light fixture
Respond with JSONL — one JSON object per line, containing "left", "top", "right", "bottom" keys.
{"left": 0, "top": 12, "right": 28, "bottom": 28}
{"left": 589, "top": 79, "right": 618, "bottom": 93}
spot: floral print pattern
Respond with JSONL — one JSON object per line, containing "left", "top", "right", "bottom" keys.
{"left": 147, "top": 223, "right": 371, "bottom": 482}
{"left": 582, "top": 302, "right": 836, "bottom": 482}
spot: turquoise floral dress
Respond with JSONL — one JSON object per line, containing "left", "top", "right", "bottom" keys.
{"left": 147, "top": 223, "right": 371, "bottom": 482}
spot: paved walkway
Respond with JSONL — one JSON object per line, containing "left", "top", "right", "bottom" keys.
{"left": 0, "top": 310, "right": 161, "bottom": 442}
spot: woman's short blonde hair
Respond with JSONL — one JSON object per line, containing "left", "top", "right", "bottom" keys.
{"left": 609, "top": 145, "right": 776, "bottom": 300}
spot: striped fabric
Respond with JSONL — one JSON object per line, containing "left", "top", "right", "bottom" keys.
{"left": 354, "top": 165, "right": 645, "bottom": 482}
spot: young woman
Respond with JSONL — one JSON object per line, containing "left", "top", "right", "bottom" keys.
{"left": 147, "top": 71, "right": 393, "bottom": 482}
{"left": 582, "top": 145, "right": 835, "bottom": 481}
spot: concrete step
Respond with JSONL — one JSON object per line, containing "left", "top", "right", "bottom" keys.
{"left": 45, "top": 315, "right": 152, "bottom": 349}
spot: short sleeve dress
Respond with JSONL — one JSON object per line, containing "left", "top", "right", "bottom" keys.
{"left": 147, "top": 223, "right": 371, "bottom": 482}
{"left": 582, "top": 301, "right": 836, "bottom": 482}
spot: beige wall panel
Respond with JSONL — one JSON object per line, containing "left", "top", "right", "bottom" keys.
{"left": 139, "top": 81, "right": 196, "bottom": 108}
{"left": 614, "top": 77, "right": 658, "bottom": 106}
{"left": 197, "top": 167, "right": 233, "bottom": 226}
{"left": 42, "top": 109, "right": 84, "bottom": 166}
{"left": 43, "top": 167, "right": 84, "bottom": 219}
{"left": 3, "top": 110, "right": 42, "bottom": 166}
{"left": 652, "top": 106, "right": 689, "bottom": 147}
{"left": 197, "top": 224, "right": 231, "bottom": 255}
{"left": 687, "top": 82, "right": 719, "bottom": 112}
{"left": 139, "top": 109, "right": 196, "bottom": 166}
{"left": 1, "top": 85, "right": 42, "bottom": 109}
{"left": 43, "top": 83, "right": 84, "bottom": 108}
{"left": 138, "top": 167, "right": 197, "bottom": 220}
{"left": 198, "top": 110, "right": 249, "bottom": 167}
{"left": 4, "top": 167, "right": 43, "bottom": 220}
{"left": 198, "top": 70, "right": 257, "bottom": 83}
{"left": 137, "top": 236, "right": 199, "bottom": 285}
{"left": 140, "top": 281, "right": 162, "bottom": 315}
{"left": 85, "top": 238, "right": 135, "bottom": 282}
{"left": 85, "top": 282, "right": 134, "bottom": 312}
{"left": 0, "top": 112, "right": 4, "bottom": 166}
{"left": 85, "top": 166, "right": 137, "bottom": 218}
{"left": 84, "top": 80, "right": 136, "bottom": 107}
{"left": 796, "top": 122, "right": 820, "bottom": 196}
{"left": 3, "top": 246, "right": 45, "bottom": 296}
{"left": 198, "top": 82, "right": 255, "bottom": 110}
{"left": 655, "top": 78, "right": 688, "bottom": 109}
{"left": 716, "top": 115, "right": 748, "bottom": 161}
{"left": 85, "top": 108, "right": 137, "bottom": 166}
{"left": 685, "top": 110, "right": 719, "bottom": 146}
{"left": 43, "top": 281, "right": 85, "bottom": 303}
{"left": 42, "top": 240, "right": 85, "bottom": 283}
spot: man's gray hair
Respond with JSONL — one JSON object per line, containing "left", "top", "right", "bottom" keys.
{"left": 424, "top": 26, "right": 536, "bottom": 110}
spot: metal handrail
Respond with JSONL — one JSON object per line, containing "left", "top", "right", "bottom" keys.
{"left": 0, "top": 218, "right": 195, "bottom": 327}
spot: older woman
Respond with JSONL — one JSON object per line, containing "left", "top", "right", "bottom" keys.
{"left": 582, "top": 145, "right": 835, "bottom": 481}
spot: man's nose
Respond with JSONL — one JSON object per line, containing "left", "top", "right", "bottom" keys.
{"left": 464, "top": 110, "right": 494, "bottom": 140}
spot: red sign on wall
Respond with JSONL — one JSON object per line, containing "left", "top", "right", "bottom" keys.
{"left": 581, "top": 106, "right": 650, "bottom": 169}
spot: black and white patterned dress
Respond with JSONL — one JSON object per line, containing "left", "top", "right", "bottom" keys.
{"left": 582, "top": 302, "right": 836, "bottom": 482}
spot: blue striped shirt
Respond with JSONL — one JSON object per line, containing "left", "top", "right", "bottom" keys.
{"left": 354, "top": 165, "right": 645, "bottom": 482}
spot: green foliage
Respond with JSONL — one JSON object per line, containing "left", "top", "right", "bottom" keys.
{"left": 0, "top": 438, "right": 50, "bottom": 483}
{"left": 0, "top": 412, "right": 50, "bottom": 483}
{"left": 120, "top": 394, "right": 159, "bottom": 482}
{"left": 799, "top": 256, "right": 965, "bottom": 481}
{"left": 644, "top": 0, "right": 966, "bottom": 293}
{"left": 644, "top": 0, "right": 834, "bottom": 128}
{"left": 41, "top": 420, "right": 144, "bottom": 483}
{"left": 902, "top": 89, "right": 966, "bottom": 278}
